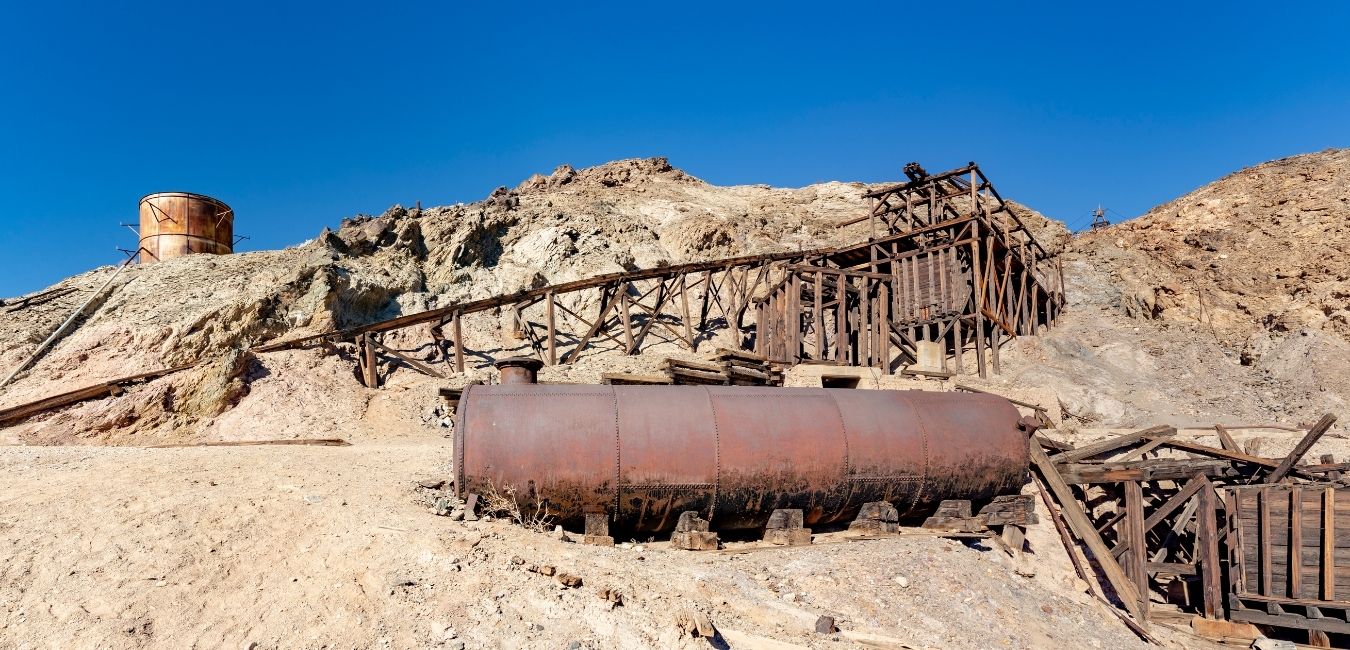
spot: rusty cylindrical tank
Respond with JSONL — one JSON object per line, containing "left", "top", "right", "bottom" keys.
{"left": 138, "top": 192, "right": 234, "bottom": 264}
{"left": 455, "top": 385, "right": 1029, "bottom": 533}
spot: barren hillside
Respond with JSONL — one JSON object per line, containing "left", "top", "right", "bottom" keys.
{"left": 993, "top": 149, "right": 1350, "bottom": 428}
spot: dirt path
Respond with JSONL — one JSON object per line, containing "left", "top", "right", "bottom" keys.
{"left": 0, "top": 441, "right": 1161, "bottom": 649}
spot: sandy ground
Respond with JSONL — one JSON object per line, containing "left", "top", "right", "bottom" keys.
{"left": 0, "top": 438, "right": 1171, "bottom": 650}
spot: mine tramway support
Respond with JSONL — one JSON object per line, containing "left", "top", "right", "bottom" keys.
{"left": 252, "top": 161, "right": 1066, "bottom": 387}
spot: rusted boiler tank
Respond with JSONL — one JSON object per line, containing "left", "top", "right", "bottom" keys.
{"left": 138, "top": 192, "right": 234, "bottom": 264}
{"left": 454, "top": 370, "right": 1029, "bottom": 533}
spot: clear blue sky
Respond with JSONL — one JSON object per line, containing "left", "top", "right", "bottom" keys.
{"left": 2, "top": 2, "right": 1348, "bottom": 297}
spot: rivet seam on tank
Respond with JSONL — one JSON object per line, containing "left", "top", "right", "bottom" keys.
{"left": 895, "top": 391, "right": 931, "bottom": 518}
{"left": 455, "top": 384, "right": 472, "bottom": 497}
{"left": 610, "top": 386, "right": 620, "bottom": 522}
{"left": 702, "top": 386, "right": 720, "bottom": 525}
{"left": 824, "top": 390, "right": 852, "bottom": 477}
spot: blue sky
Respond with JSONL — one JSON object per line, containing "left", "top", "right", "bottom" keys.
{"left": 2, "top": 2, "right": 1348, "bottom": 296}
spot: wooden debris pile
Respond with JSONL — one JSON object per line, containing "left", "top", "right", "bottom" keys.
{"left": 1029, "top": 414, "right": 1345, "bottom": 647}
{"left": 602, "top": 348, "right": 784, "bottom": 387}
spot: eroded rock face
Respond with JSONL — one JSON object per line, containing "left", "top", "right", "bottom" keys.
{"left": 1076, "top": 149, "right": 1350, "bottom": 346}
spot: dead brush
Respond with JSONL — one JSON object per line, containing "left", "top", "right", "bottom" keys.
{"left": 480, "top": 484, "right": 555, "bottom": 532}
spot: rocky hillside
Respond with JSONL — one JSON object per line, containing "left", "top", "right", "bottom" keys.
{"left": 0, "top": 159, "right": 887, "bottom": 444}
{"left": 2, "top": 152, "right": 1345, "bottom": 443}
{"left": 996, "top": 149, "right": 1350, "bottom": 427}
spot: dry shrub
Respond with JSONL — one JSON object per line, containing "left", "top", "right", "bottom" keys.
{"left": 480, "top": 484, "right": 554, "bottom": 532}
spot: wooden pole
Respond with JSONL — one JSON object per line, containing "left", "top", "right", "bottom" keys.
{"left": 452, "top": 311, "right": 465, "bottom": 373}
{"left": 1124, "top": 480, "right": 1150, "bottom": 618}
{"left": 619, "top": 284, "right": 634, "bottom": 354}
{"left": 679, "top": 275, "right": 694, "bottom": 350}
{"left": 362, "top": 333, "right": 379, "bottom": 388}
{"left": 545, "top": 291, "right": 557, "bottom": 365}
{"left": 971, "top": 239, "right": 987, "bottom": 378}
{"left": 836, "top": 272, "right": 847, "bottom": 363}
{"left": 1197, "top": 480, "right": 1222, "bottom": 618}
{"left": 813, "top": 271, "right": 824, "bottom": 359}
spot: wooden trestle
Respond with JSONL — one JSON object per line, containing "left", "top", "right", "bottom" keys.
{"left": 257, "top": 162, "right": 1065, "bottom": 383}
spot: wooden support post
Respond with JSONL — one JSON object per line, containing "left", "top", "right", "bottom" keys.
{"left": 361, "top": 333, "right": 379, "bottom": 388}
{"left": 952, "top": 316, "right": 963, "bottom": 375}
{"left": 813, "top": 271, "right": 824, "bottom": 360}
{"left": 619, "top": 284, "right": 634, "bottom": 354}
{"left": 1197, "top": 479, "right": 1222, "bottom": 619}
{"left": 1124, "top": 480, "right": 1150, "bottom": 618}
{"left": 836, "top": 272, "right": 847, "bottom": 364}
{"left": 1323, "top": 487, "right": 1336, "bottom": 601}
{"left": 990, "top": 315, "right": 1001, "bottom": 374}
{"left": 453, "top": 311, "right": 465, "bottom": 373}
{"left": 679, "top": 275, "right": 694, "bottom": 350}
{"left": 1260, "top": 489, "right": 1272, "bottom": 595}
{"left": 1215, "top": 424, "right": 1240, "bottom": 452}
{"left": 545, "top": 291, "right": 557, "bottom": 365}
{"left": 1291, "top": 486, "right": 1304, "bottom": 598}
{"left": 1029, "top": 439, "right": 1145, "bottom": 623}
{"left": 971, "top": 240, "right": 987, "bottom": 378}
{"left": 859, "top": 278, "right": 870, "bottom": 367}
{"left": 874, "top": 283, "right": 885, "bottom": 370}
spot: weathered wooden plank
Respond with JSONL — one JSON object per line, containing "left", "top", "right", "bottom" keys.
{"left": 1198, "top": 480, "right": 1222, "bottom": 618}
{"left": 1261, "top": 489, "right": 1272, "bottom": 596}
{"left": 1048, "top": 425, "right": 1174, "bottom": 464}
{"left": 1291, "top": 486, "right": 1304, "bottom": 598}
{"left": 1124, "top": 480, "right": 1149, "bottom": 617}
{"left": 1059, "top": 458, "right": 1232, "bottom": 485}
{"left": 1325, "top": 488, "right": 1336, "bottom": 601}
{"left": 1266, "top": 414, "right": 1339, "bottom": 483}
{"left": 1152, "top": 436, "right": 1281, "bottom": 468}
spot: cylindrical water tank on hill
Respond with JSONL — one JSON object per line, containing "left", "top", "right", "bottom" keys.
{"left": 137, "top": 192, "right": 234, "bottom": 264}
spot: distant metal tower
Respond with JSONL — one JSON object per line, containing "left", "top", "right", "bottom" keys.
{"left": 1090, "top": 205, "right": 1110, "bottom": 231}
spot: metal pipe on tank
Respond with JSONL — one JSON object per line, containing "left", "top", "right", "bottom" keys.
{"left": 495, "top": 357, "right": 543, "bottom": 385}
{"left": 454, "top": 385, "right": 1028, "bottom": 533}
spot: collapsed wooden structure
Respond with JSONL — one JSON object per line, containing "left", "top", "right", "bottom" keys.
{"left": 1031, "top": 414, "right": 1348, "bottom": 647}
{"left": 259, "top": 161, "right": 1065, "bottom": 386}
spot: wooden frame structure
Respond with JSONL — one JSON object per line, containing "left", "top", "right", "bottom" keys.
{"left": 255, "top": 162, "right": 1066, "bottom": 386}
{"left": 1029, "top": 415, "right": 1343, "bottom": 647}
{"left": 1225, "top": 484, "right": 1350, "bottom": 643}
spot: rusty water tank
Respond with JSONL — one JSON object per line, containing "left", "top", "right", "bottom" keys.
{"left": 138, "top": 192, "right": 234, "bottom": 264}
{"left": 454, "top": 385, "right": 1028, "bottom": 533}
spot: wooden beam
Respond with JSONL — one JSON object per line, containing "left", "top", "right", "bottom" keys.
{"left": 1028, "top": 438, "right": 1145, "bottom": 622}
{"left": 1048, "top": 425, "right": 1174, "bottom": 464}
{"left": 1124, "top": 480, "right": 1149, "bottom": 618}
{"left": 1215, "top": 424, "right": 1241, "bottom": 452}
{"left": 1266, "top": 413, "right": 1338, "bottom": 483}
{"left": 1323, "top": 487, "right": 1336, "bottom": 601}
{"left": 452, "top": 311, "right": 465, "bottom": 373}
{"left": 545, "top": 291, "right": 557, "bottom": 365}
{"left": 1291, "top": 486, "right": 1304, "bottom": 598}
{"left": 1150, "top": 436, "right": 1280, "bottom": 468}
{"left": 1196, "top": 479, "right": 1222, "bottom": 619}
